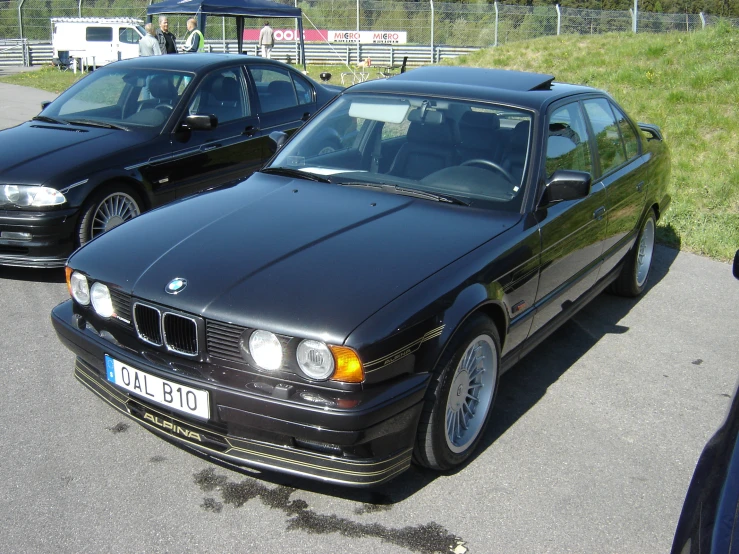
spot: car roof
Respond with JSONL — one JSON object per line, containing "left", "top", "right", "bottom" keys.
{"left": 349, "top": 66, "right": 600, "bottom": 112}
{"left": 105, "top": 53, "right": 295, "bottom": 73}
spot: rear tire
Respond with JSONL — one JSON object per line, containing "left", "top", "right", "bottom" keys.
{"left": 414, "top": 314, "right": 501, "bottom": 471}
{"left": 609, "top": 210, "right": 656, "bottom": 297}
{"left": 77, "top": 186, "right": 142, "bottom": 246}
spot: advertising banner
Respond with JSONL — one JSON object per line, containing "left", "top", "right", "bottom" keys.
{"left": 329, "top": 31, "right": 407, "bottom": 44}
{"left": 242, "top": 29, "right": 407, "bottom": 44}
{"left": 242, "top": 29, "right": 328, "bottom": 42}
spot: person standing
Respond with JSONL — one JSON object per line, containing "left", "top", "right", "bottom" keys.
{"left": 181, "top": 18, "right": 205, "bottom": 53}
{"left": 139, "top": 23, "right": 162, "bottom": 57}
{"left": 156, "top": 16, "right": 177, "bottom": 54}
{"left": 258, "top": 22, "right": 274, "bottom": 58}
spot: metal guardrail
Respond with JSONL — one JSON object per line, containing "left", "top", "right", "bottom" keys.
{"left": 0, "top": 41, "right": 478, "bottom": 68}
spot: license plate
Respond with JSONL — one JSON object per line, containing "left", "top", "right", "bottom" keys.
{"left": 105, "top": 355, "right": 210, "bottom": 420}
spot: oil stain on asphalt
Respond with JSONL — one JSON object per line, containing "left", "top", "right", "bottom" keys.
{"left": 194, "top": 468, "right": 467, "bottom": 554}
{"left": 107, "top": 422, "right": 129, "bottom": 433}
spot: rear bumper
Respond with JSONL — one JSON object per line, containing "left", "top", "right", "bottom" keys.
{"left": 0, "top": 207, "right": 78, "bottom": 267}
{"left": 51, "top": 300, "right": 427, "bottom": 487}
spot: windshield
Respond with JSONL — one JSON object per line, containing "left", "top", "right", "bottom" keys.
{"left": 41, "top": 68, "right": 194, "bottom": 130}
{"left": 269, "top": 93, "right": 534, "bottom": 210}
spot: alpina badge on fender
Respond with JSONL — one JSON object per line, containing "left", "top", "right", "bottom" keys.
{"left": 165, "top": 278, "right": 187, "bottom": 294}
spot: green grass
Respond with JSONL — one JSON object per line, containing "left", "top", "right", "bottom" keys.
{"left": 0, "top": 66, "right": 87, "bottom": 94}
{"left": 3, "top": 27, "right": 736, "bottom": 260}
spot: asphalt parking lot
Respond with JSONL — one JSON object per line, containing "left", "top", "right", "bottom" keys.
{"left": 1, "top": 80, "right": 738, "bottom": 553}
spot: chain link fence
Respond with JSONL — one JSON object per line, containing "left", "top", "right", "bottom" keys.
{"left": 0, "top": 0, "right": 736, "bottom": 46}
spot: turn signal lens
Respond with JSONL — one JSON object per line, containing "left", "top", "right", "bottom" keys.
{"left": 329, "top": 346, "right": 364, "bottom": 383}
{"left": 65, "top": 266, "right": 73, "bottom": 296}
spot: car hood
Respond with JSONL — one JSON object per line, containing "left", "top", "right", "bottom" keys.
{"left": 70, "top": 173, "right": 521, "bottom": 343}
{"left": 0, "top": 122, "right": 149, "bottom": 186}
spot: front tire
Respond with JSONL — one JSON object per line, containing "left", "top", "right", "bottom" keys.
{"left": 609, "top": 210, "right": 656, "bottom": 297}
{"left": 77, "top": 186, "right": 142, "bottom": 246}
{"left": 414, "top": 314, "right": 501, "bottom": 471}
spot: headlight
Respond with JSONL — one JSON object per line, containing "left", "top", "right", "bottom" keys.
{"left": 297, "top": 340, "right": 335, "bottom": 380}
{"left": 0, "top": 185, "right": 66, "bottom": 207}
{"left": 248, "top": 330, "right": 283, "bottom": 370}
{"left": 90, "top": 282, "right": 114, "bottom": 318}
{"left": 69, "top": 271, "right": 90, "bottom": 305}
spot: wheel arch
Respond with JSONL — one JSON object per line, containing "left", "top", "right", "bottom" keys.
{"left": 418, "top": 283, "right": 509, "bottom": 377}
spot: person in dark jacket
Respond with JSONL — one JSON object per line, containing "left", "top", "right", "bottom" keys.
{"left": 156, "top": 16, "right": 177, "bottom": 54}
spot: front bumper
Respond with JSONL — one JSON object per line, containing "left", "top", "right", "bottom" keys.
{"left": 51, "top": 300, "right": 428, "bottom": 486}
{"left": 0, "top": 207, "right": 79, "bottom": 267}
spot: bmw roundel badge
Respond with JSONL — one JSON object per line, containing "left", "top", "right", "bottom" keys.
{"left": 165, "top": 278, "right": 187, "bottom": 294}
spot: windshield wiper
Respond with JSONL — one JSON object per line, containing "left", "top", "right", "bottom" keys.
{"left": 340, "top": 182, "right": 469, "bottom": 206}
{"left": 66, "top": 119, "right": 129, "bottom": 131}
{"left": 259, "top": 167, "right": 332, "bottom": 183}
{"left": 32, "top": 115, "right": 68, "bottom": 125}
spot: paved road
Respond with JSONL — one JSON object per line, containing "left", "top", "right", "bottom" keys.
{"left": 0, "top": 68, "right": 57, "bottom": 130}
{"left": 1, "top": 249, "right": 737, "bottom": 554}
{"left": 1, "top": 74, "right": 738, "bottom": 553}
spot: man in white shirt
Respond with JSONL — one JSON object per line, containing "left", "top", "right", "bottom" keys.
{"left": 258, "top": 22, "right": 275, "bottom": 59}
{"left": 139, "top": 23, "right": 162, "bottom": 57}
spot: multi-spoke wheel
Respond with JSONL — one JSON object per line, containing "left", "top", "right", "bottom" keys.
{"left": 610, "top": 209, "right": 656, "bottom": 297}
{"left": 77, "top": 186, "right": 142, "bottom": 245}
{"left": 415, "top": 314, "right": 500, "bottom": 470}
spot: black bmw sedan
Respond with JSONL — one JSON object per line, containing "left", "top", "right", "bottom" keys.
{"left": 0, "top": 54, "right": 339, "bottom": 268}
{"left": 52, "top": 67, "right": 671, "bottom": 486}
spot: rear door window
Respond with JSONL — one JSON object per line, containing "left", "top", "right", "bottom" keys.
{"left": 583, "top": 98, "right": 627, "bottom": 175}
{"left": 250, "top": 66, "right": 298, "bottom": 113}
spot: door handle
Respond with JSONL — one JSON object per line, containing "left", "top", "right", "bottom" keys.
{"left": 636, "top": 181, "right": 645, "bottom": 192}
{"left": 301, "top": 112, "right": 311, "bottom": 121}
{"left": 201, "top": 143, "right": 220, "bottom": 152}
{"left": 244, "top": 125, "right": 260, "bottom": 137}
{"left": 593, "top": 206, "right": 606, "bottom": 220}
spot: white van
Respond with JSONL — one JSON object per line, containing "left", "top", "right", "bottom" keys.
{"left": 51, "top": 17, "right": 145, "bottom": 67}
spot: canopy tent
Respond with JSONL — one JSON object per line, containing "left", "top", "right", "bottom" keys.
{"left": 147, "top": 0, "right": 305, "bottom": 69}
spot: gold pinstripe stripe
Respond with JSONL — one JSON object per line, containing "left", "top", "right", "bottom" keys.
{"left": 74, "top": 364, "right": 413, "bottom": 483}
{"left": 364, "top": 325, "right": 445, "bottom": 370}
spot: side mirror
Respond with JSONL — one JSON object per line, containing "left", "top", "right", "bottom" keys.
{"left": 40, "top": 101, "right": 52, "bottom": 110}
{"left": 542, "top": 170, "right": 591, "bottom": 205}
{"left": 638, "top": 122, "right": 664, "bottom": 142}
{"left": 269, "top": 131, "right": 288, "bottom": 154}
{"left": 734, "top": 250, "right": 738, "bottom": 280}
{"left": 181, "top": 114, "right": 217, "bottom": 132}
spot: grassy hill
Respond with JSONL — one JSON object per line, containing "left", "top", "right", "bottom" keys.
{"left": 446, "top": 23, "right": 738, "bottom": 261}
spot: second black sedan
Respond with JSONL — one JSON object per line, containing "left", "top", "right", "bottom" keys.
{"left": 0, "top": 54, "right": 340, "bottom": 268}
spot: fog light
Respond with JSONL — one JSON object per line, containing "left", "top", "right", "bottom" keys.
{"left": 297, "top": 340, "right": 334, "bottom": 380}
{"left": 0, "top": 231, "right": 31, "bottom": 241}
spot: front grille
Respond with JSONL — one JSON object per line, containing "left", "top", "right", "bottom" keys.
{"left": 163, "top": 313, "right": 198, "bottom": 355}
{"left": 134, "top": 303, "right": 163, "bottom": 346}
{"left": 133, "top": 302, "right": 200, "bottom": 357}
{"left": 206, "top": 320, "right": 245, "bottom": 363}
{"left": 109, "top": 288, "right": 132, "bottom": 324}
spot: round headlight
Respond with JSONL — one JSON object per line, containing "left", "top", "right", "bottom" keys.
{"left": 90, "top": 282, "right": 114, "bottom": 318}
{"left": 70, "top": 271, "right": 90, "bottom": 305}
{"left": 248, "top": 330, "right": 283, "bottom": 371}
{"left": 297, "top": 340, "right": 335, "bottom": 380}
